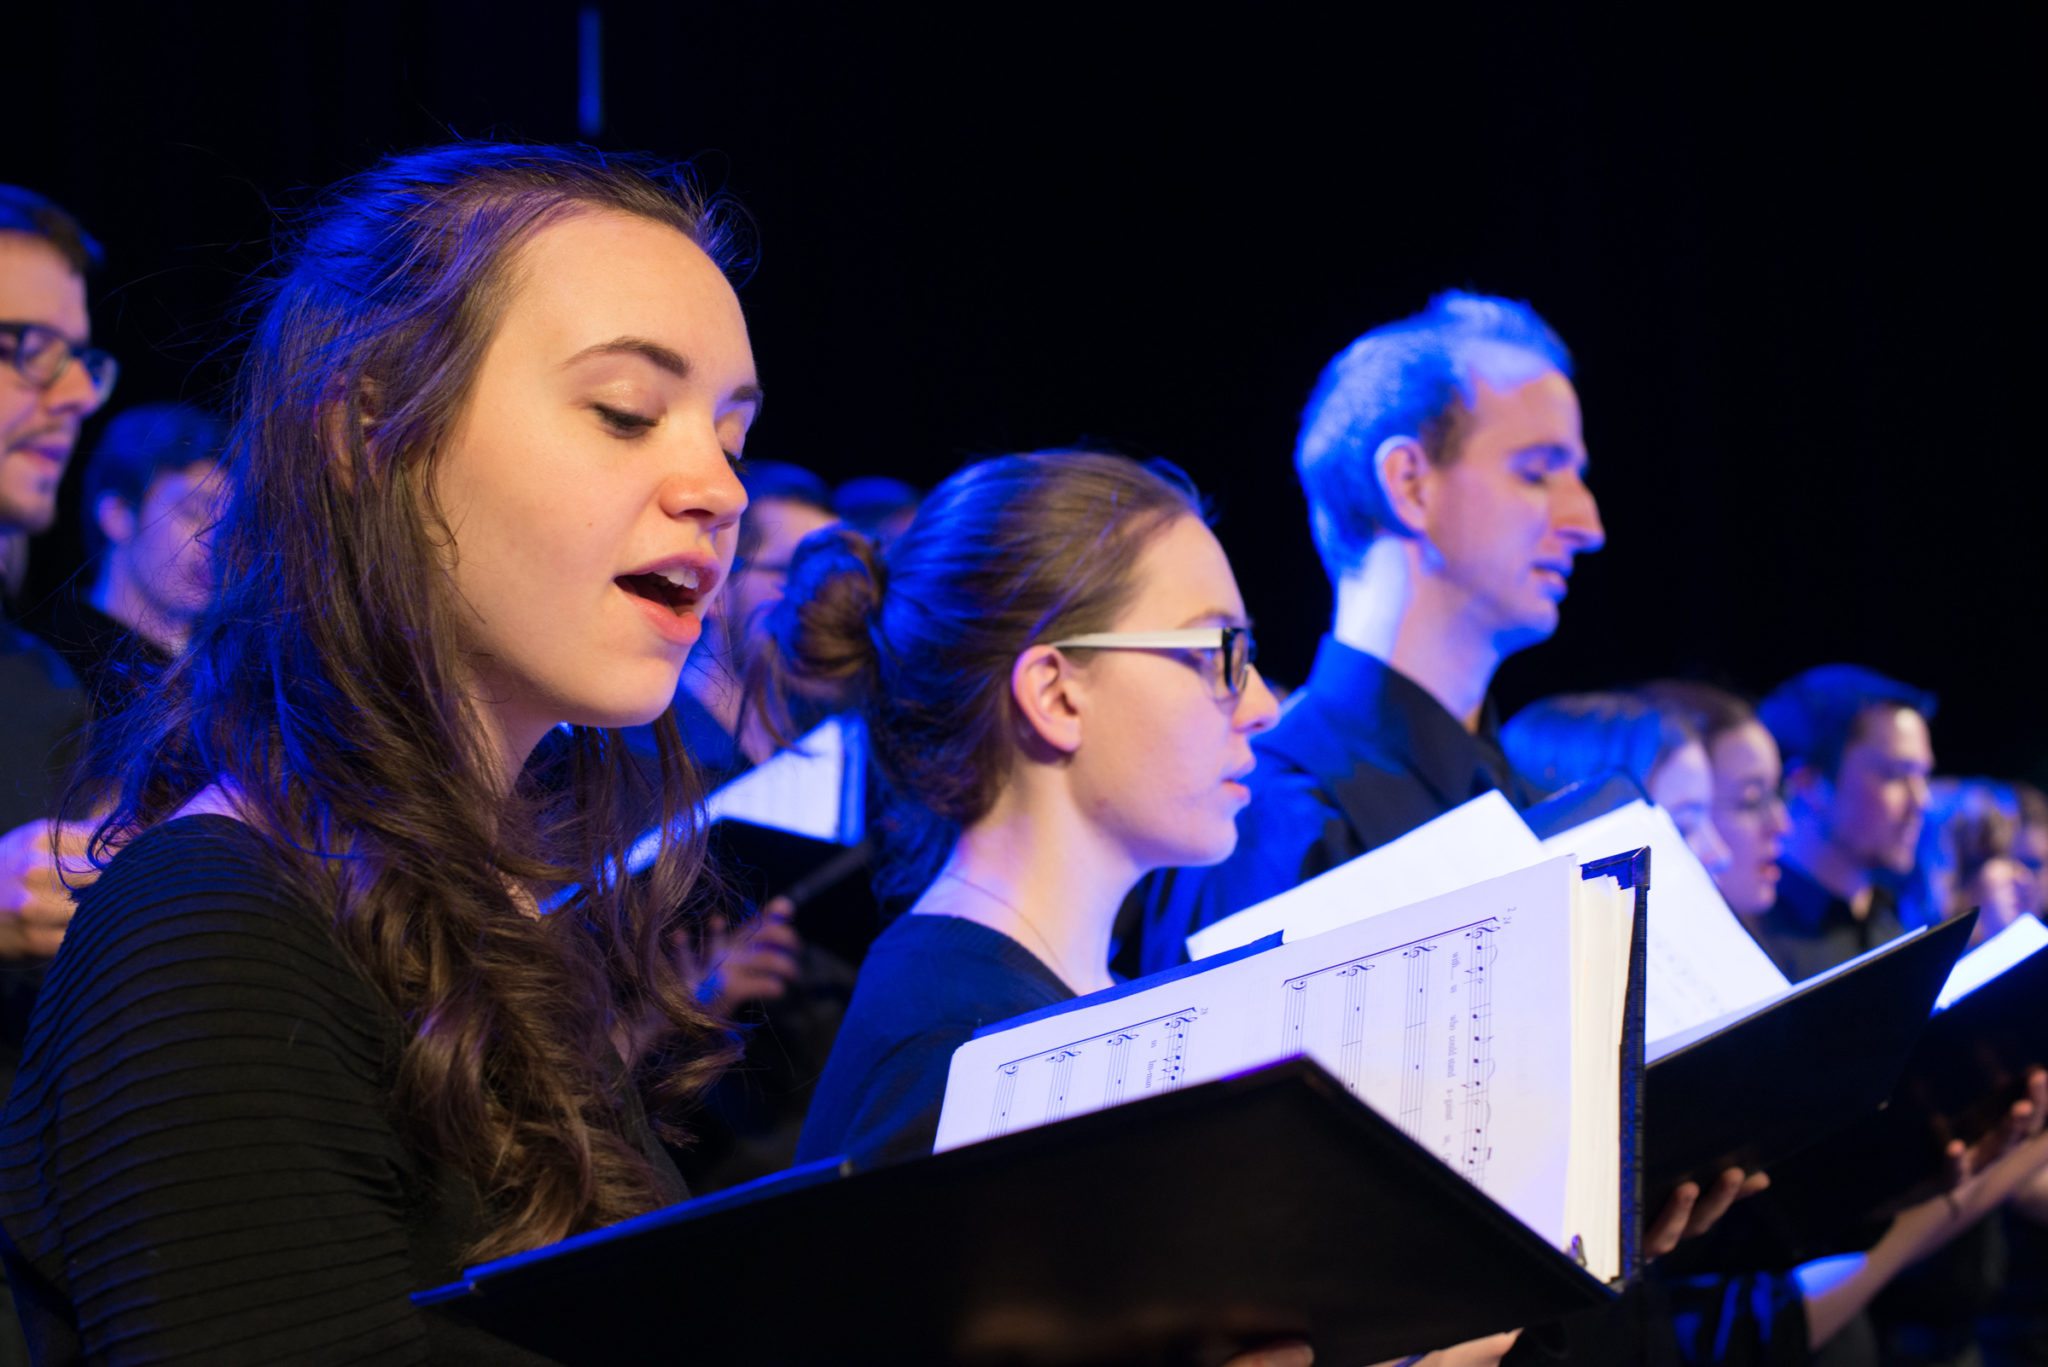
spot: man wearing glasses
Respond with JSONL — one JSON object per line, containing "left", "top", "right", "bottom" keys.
{"left": 1, "top": 186, "right": 114, "bottom": 971}
{"left": 1, "top": 190, "right": 114, "bottom": 554}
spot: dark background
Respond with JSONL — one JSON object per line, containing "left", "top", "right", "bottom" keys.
{"left": 13, "top": 5, "right": 2044, "bottom": 780}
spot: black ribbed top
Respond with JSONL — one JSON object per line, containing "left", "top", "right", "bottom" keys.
{"left": 0, "top": 816, "right": 673, "bottom": 1365}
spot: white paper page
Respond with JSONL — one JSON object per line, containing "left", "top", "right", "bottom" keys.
{"left": 1186, "top": 791, "right": 1543, "bottom": 960}
{"left": 702, "top": 716, "right": 849, "bottom": 841}
{"left": 1937, "top": 914, "right": 2048, "bottom": 1011}
{"left": 1538, "top": 801, "right": 1787, "bottom": 1045}
{"left": 940, "top": 856, "right": 1586, "bottom": 1256}
{"left": 1564, "top": 871, "right": 1635, "bottom": 1284}
{"left": 615, "top": 718, "right": 853, "bottom": 882}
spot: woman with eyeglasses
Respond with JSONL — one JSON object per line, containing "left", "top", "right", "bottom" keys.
{"left": 751, "top": 450, "right": 1279, "bottom": 1169}
{"left": 766, "top": 451, "right": 1543, "bottom": 1366}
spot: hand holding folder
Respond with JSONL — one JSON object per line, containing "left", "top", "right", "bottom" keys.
{"left": 1799, "top": 1071, "right": 2048, "bottom": 1349}
{"left": 1645, "top": 1166, "right": 1771, "bottom": 1258}
{"left": 697, "top": 894, "right": 803, "bottom": 1009}
{"left": 1758, "top": 913, "right": 2048, "bottom": 1241}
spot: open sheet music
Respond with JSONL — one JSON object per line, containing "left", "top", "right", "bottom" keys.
{"left": 1184, "top": 791, "right": 1541, "bottom": 960}
{"left": 702, "top": 714, "right": 863, "bottom": 842}
{"left": 1533, "top": 800, "right": 1788, "bottom": 1044}
{"left": 1189, "top": 790, "right": 1792, "bottom": 1046}
{"left": 936, "top": 854, "right": 1637, "bottom": 1281}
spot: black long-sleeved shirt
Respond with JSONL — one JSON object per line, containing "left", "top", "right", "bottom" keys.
{"left": 0, "top": 815, "right": 679, "bottom": 1365}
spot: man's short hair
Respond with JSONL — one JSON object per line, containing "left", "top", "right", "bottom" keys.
{"left": 1295, "top": 290, "right": 1572, "bottom": 577}
{"left": 1757, "top": 664, "right": 1938, "bottom": 781}
{"left": 81, "top": 402, "right": 228, "bottom": 556}
{"left": 740, "top": 460, "right": 832, "bottom": 514}
{"left": 832, "top": 474, "right": 919, "bottom": 535}
{"left": 0, "top": 185, "right": 104, "bottom": 276}
{"left": 736, "top": 460, "right": 833, "bottom": 568}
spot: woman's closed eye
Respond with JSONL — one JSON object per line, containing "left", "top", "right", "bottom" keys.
{"left": 592, "top": 403, "right": 659, "bottom": 436}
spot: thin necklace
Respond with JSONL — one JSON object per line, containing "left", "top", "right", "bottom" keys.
{"left": 940, "top": 869, "right": 1082, "bottom": 991}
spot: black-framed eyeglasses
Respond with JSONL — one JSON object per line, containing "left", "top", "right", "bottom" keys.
{"left": 0, "top": 321, "right": 119, "bottom": 402}
{"left": 1044, "top": 626, "right": 1258, "bottom": 697}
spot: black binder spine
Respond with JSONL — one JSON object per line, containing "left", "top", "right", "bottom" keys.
{"left": 1581, "top": 846, "right": 1650, "bottom": 1284}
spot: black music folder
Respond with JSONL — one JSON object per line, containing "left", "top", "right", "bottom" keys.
{"left": 690, "top": 715, "right": 883, "bottom": 965}
{"left": 705, "top": 818, "right": 880, "bottom": 967}
{"left": 1765, "top": 913, "right": 2048, "bottom": 1237}
{"left": 418, "top": 1057, "right": 1624, "bottom": 1366}
{"left": 1523, "top": 770, "right": 1651, "bottom": 840}
{"left": 1642, "top": 911, "right": 1972, "bottom": 1209}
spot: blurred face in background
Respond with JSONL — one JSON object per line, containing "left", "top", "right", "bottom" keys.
{"left": 1647, "top": 739, "right": 1731, "bottom": 876}
{"left": 1706, "top": 720, "right": 1791, "bottom": 915}
{"left": 101, "top": 459, "right": 222, "bottom": 633}
{"left": 726, "top": 494, "right": 836, "bottom": 655}
{"left": 1956, "top": 856, "right": 2038, "bottom": 946}
{"left": 1794, "top": 705, "right": 1934, "bottom": 878}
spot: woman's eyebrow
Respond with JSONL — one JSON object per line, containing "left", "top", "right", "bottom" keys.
{"left": 1177, "top": 609, "right": 1251, "bottom": 629}
{"left": 562, "top": 337, "right": 763, "bottom": 409}
{"left": 562, "top": 336, "right": 690, "bottom": 377}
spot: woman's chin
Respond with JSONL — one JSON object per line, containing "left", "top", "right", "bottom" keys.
{"left": 1159, "top": 826, "right": 1242, "bottom": 873}
{"left": 560, "top": 688, "right": 680, "bottom": 734}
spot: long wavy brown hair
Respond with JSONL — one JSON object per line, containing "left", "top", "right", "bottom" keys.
{"left": 73, "top": 143, "right": 743, "bottom": 1261}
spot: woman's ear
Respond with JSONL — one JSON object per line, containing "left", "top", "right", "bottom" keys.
{"left": 95, "top": 493, "right": 138, "bottom": 550}
{"left": 1373, "top": 434, "right": 1432, "bottom": 537}
{"left": 320, "top": 380, "right": 383, "bottom": 491}
{"left": 1011, "top": 644, "right": 1084, "bottom": 757}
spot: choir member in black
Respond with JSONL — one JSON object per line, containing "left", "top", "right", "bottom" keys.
{"left": 1752, "top": 670, "right": 2039, "bottom": 1367}
{"left": 0, "top": 186, "right": 111, "bottom": 971}
{"left": 764, "top": 446, "right": 1452, "bottom": 1365}
{"left": 1123, "top": 291, "right": 1977, "bottom": 1363}
{"left": 1751, "top": 666, "right": 1937, "bottom": 983}
{"left": 25, "top": 401, "right": 224, "bottom": 711}
{"left": 1127, "top": 294, "right": 1763, "bottom": 1240}
{"left": 1135, "top": 291, "right": 1599, "bottom": 979}
{"left": 1638, "top": 681, "right": 1795, "bottom": 922}
{"left": 1909, "top": 780, "right": 2037, "bottom": 948}
{"left": 1499, "top": 685, "right": 2048, "bottom": 1364}
{"left": 0, "top": 142, "right": 761, "bottom": 1363}
{"left": 0, "top": 175, "right": 115, "bottom": 1367}
{"left": 765, "top": 452, "right": 1281, "bottom": 1163}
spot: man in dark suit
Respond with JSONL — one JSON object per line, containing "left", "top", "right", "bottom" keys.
{"left": 0, "top": 180, "right": 114, "bottom": 1367}
{"left": 1137, "top": 291, "right": 1603, "bottom": 975}
{"left": 1749, "top": 665, "right": 1936, "bottom": 983}
{"left": 1, "top": 185, "right": 112, "bottom": 964}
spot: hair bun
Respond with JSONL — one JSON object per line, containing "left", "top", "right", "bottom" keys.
{"left": 749, "top": 527, "right": 885, "bottom": 733}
